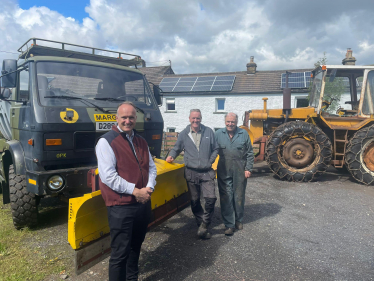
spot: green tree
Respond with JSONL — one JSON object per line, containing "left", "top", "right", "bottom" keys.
{"left": 314, "top": 52, "right": 328, "bottom": 68}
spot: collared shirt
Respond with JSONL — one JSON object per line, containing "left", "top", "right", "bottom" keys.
{"left": 95, "top": 126, "right": 157, "bottom": 195}
{"left": 227, "top": 127, "right": 237, "bottom": 142}
{"left": 190, "top": 126, "right": 202, "bottom": 151}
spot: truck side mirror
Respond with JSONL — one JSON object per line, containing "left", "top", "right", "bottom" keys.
{"left": 0, "top": 88, "right": 11, "bottom": 99}
{"left": 1, "top": 60, "right": 17, "bottom": 88}
{"left": 153, "top": 84, "right": 162, "bottom": 106}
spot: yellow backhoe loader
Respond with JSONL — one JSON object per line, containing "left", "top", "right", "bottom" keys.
{"left": 243, "top": 55, "right": 374, "bottom": 185}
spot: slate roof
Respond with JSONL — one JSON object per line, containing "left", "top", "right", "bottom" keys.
{"left": 138, "top": 66, "right": 174, "bottom": 84}
{"left": 139, "top": 66, "right": 313, "bottom": 95}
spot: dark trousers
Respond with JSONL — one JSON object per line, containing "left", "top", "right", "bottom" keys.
{"left": 217, "top": 175, "right": 247, "bottom": 228}
{"left": 185, "top": 167, "right": 217, "bottom": 226}
{"left": 107, "top": 202, "right": 151, "bottom": 281}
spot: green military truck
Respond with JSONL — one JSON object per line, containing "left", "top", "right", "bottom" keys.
{"left": 0, "top": 38, "right": 163, "bottom": 229}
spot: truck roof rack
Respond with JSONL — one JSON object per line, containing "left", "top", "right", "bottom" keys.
{"left": 18, "top": 38, "right": 145, "bottom": 68}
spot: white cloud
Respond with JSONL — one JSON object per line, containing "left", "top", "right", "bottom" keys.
{"left": 359, "top": 41, "right": 373, "bottom": 51}
{"left": 0, "top": 0, "right": 373, "bottom": 74}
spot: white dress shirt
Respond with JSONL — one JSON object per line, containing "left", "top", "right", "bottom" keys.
{"left": 95, "top": 126, "right": 157, "bottom": 195}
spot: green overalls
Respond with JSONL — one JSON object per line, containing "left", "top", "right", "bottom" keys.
{"left": 215, "top": 127, "right": 254, "bottom": 228}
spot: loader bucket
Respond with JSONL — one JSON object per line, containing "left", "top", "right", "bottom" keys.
{"left": 68, "top": 159, "right": 189, "bottom": 274}
{"left": 239, "top": 125, "right": 254, "bottom": 144}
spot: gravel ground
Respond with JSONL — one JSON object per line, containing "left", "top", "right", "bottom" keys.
{"left": 45, "top": 163, "right": 374, "bottom": 281}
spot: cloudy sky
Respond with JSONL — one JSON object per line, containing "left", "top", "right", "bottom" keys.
{"left": 1, "top": 0, "right": 374, "bottom": 74}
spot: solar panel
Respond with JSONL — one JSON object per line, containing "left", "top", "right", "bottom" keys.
{"left": 197, "top": 77, "right": 215, "bottom": 81}
{"left": 192, "top": 85, "right": 212, "bottom": 91}
{"left": 161, "top": 77, "right": 180, "bottom": 83}
{"left": 160, "top": 82, "right": 177, "bottom": 87}
{"left": 159, "top": 75, "right": 235, "bottom": 92}
{"left": 159, "top": 86, "right": 175, "bottom": 92}
{"left": 194, "top": 81, "right": 213, "bottom": 86}
{"left": 213, "top": 80, "right": 233, "bottom": 86}
{"left": 179, "top": 77, "right": 198, "bottom": 82}
{"left": 281, "top": 72, "right": 311, "bottom": 88}
{"left": 177, "top": 81, "right": 195, "bottom": 87}
{"left": 215, "top": 75, "right": 235, "bottom": 81}
{"left": 280, "top": 72, "right": 363, "bottom": 89}
{"left": 173, "top": 86, "right": 194, "bottom": 92}
{"left": 211, "top": 85, "right": 232, "bottom": 91}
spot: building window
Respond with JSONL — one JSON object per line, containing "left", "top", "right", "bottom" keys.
{"left": 167, "top": 128, "right": 176, "bottom": 132}
{"left": 166, "top": 98, "right": 176, "bottom": 112}
{"left": 295, "top": 96, "right": 309, "bottom": 108}
{"left": 216, "top": 98, "right": 225, "bottom": 111}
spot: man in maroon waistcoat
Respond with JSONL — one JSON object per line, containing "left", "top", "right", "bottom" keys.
{"left": 95, "top": 101, "right": 157, "bottom": 281}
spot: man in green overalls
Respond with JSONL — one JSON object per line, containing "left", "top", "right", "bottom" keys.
{"left": 215, "top": 113, "right": 254, "bottom": 236}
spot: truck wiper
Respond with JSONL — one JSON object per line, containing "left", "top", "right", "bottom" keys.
{"left": 45, "top": 95, "right": 82, "bottom": 100}
{"left": 45, "top": 95, "right": 114, "bottom": 114}
{"left": 93, "top": 97, "right": 124, "bottom": 101}
{"left": 80, "top": 99, "right": 115, "bottom": 114}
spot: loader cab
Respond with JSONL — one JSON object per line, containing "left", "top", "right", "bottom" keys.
{"left": 309, "top": 65, "right": 367, "bottom": 117}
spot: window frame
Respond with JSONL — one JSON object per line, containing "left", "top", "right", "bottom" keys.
{"left": 215, "top": 98, "right": 226, "bottom": 112}
{"left": 294, "top": 96, "right": 309, "bottom": 108}
{"left": 18, "top": 65, "right": 30, "bottom": 102}
{"left": 165, "top": 98, "right": 176, "bottom": 112}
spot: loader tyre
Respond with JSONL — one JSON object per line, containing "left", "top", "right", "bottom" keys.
{"left": 9, "top": 165, "right": 38, "bottom": 229}
{"left": 345, "top": 124, "right": 374, "bottom": 185}
{"left": 266, "top": 121, "right": 332, "bottom": 182}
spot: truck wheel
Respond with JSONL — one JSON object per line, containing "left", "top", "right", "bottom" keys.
{"left": 266, "top": 121, "right": 332, "bottom": 182}
{"left": 9, "top": 165, "right": 38, "bottom": 229}
{"left": 345, "top": 125, "right": 374, "bottom": 185}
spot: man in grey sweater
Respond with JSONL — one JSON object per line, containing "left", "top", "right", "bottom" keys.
{"left": 166, "top": 109, "right": 218, "bottom": 239}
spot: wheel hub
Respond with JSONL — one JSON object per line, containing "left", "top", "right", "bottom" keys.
{"left": 363, "top": 142, "right": 374, "bottom": 172}
{"left": 293, "top": 149, "right": 304, "bottom": 159}
{"left": 283, "top": 138, "right": 314, "bottom": 168}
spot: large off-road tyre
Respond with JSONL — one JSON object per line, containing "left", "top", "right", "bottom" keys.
{"left": 9, "top": 165, "right": 38, "bottom": 229}
{"left": 345, "top": 124, "right": 374, "bottom": 185}
{"left": 266, "top": 121, "right": 332, "bottom": 182}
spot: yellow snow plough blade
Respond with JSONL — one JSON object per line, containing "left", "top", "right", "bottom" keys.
{"left": 68, "top": 159, "right": 189, "bottom": 274}
{"left": 68, "top": 190, "right": 109, "bottom": 250}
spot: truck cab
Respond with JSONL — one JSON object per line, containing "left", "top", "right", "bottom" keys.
{"left": 0, "top": 38, "right": 163, "bottom": 228}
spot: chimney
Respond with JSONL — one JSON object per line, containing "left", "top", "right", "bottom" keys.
{"left": 342, "top": 48, "right": 356, "bottom": 65}
{"left": 246, "top": 56, "right": 257, "bottom": 74}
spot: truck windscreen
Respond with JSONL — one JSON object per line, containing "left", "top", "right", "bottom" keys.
{"left": 36, "top": 62, "right": 155, "bottom": 108}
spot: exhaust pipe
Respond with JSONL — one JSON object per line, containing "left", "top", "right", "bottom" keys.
{"left": 283, "top": 71, "right": 291, "bottom": 123}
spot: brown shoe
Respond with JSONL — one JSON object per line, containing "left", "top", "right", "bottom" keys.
{"left": 224, "top": 228, "right": 234, "bottom": 236}
{"left": 235, "top": 222, "right": 243, "bottom": 230}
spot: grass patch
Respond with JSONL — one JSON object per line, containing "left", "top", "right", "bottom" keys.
{"left": 0, "top": 194, "right": 67, "bottom": 281}
{"left": 0, "top": 242, "right": 9, "bottom": 257}
{"left": 174, "top": 155, "right": 184, "bottom": 163}
{"left": 160, "top": 152, "right": 184, "bottom": 164}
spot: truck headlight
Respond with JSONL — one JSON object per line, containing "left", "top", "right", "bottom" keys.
{"left": 47, "top": 175, "right": 64, "bottom": 191}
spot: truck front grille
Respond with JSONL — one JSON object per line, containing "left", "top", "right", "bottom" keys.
{"left": 74, "top": 132, "right": 97, "bottom": 151}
